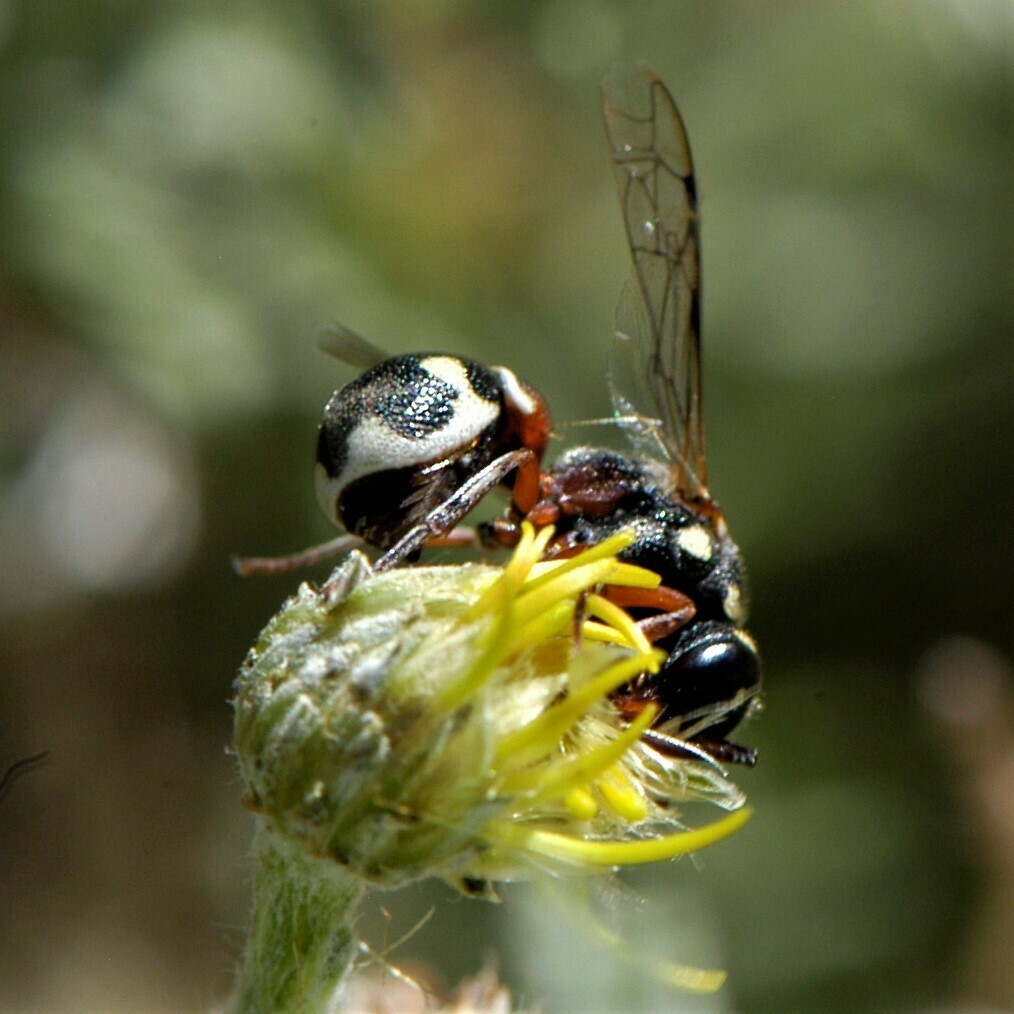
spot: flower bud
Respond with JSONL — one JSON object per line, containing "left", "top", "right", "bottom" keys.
{"left": 234, "top": 524, "right": 749, "bottom": 891}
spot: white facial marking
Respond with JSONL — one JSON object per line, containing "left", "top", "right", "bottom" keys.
{"left": 676, "top": 524, "right": 713, "bottom": 562}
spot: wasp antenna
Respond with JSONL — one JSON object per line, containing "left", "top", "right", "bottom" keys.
{"left": 318, "top": 324, "right": 390, "bottom": 369}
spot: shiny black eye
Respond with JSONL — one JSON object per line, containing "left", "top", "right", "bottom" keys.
{"left": 657, "top": 623, "right": 761, "bottom": 736}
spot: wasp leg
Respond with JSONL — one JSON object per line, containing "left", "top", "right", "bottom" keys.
{"left": 374, "top": 449, "right": 539, "bottom": 573}
{"left": 641, "top": 729, "right": 757, "bottom": 768}
{"left": 509, "top": 445, "right": 544, "bottom": 515}
{"left": 423, "top": 527, "right": 480, "bottom": 550}
{"left": 479, "top": 516, "right": 523, "bottom": 549}
{"left": 232, "top": 533, "right": 364, "bottom": 577}
{"left": 691, "top": 737, "right": 758, "bottom": 768}
{"left": 602, "top": 584, "right": 696, "bottom": 642}
{"left": 641, "top": 730, "right": 726, "bottom": 768}
{"left": 480, "top": 498, "right": 565, "bottom": 551}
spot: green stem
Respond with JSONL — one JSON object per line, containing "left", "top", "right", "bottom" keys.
{"left": 230, "top": 824, "right": 365, "bottom": 1014}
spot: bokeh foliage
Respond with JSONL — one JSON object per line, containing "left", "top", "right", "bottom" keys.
{"left": 0, "top": 2, "right": 1011, "bottom": 1010}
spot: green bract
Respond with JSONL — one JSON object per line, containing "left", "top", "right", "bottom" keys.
{"left": 234, "top": 525, "right": 748, "bottom": 892}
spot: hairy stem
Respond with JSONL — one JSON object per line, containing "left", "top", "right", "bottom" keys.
{"left": 230, "top": 825, "right": 364, "bottom": 1014}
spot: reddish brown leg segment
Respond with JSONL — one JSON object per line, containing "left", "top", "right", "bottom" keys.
{"left": 510, "top": 452, "right": 543, "bottom": 516}
{"left": 603, "top": 584, "right": 697, "bottom": 641}
{"left": 424, "top": 527, "right": 480, "bottom": 550}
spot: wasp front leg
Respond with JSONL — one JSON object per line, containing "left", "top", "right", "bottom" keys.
{"left": 374, "top": 448, "right": 542, "bottom": 572}
{"left": 640, "top": 729, "right": 758, "bottom": 768}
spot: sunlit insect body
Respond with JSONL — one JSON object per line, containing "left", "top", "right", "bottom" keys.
{"left": 516, "top": 445, "right": 760, "bottom": 765}
{"left": 599, "top": 69, "right": 761, "bottom": 764}
{"left": 480, "top": 67, "right": 761, "bottom": 764}
{"left": 237, "top": 67, "right": 760, "bottom": 765}
{"left": 315, "top": 353, "right": 551, "bottom": 556}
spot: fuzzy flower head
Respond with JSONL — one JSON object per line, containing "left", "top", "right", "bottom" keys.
{"left": 233, "top": 523, "right": 750, "bottom": 892}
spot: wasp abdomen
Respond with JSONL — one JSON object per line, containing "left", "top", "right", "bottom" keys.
{"left": 316, "top": 353, "right": 550, "bottom": 551}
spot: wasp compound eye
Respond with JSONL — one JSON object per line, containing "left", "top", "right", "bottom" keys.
{"left": 660, "top": 624, "right": 761, "bottom": 739}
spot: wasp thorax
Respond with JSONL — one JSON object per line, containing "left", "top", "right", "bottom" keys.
{"left": 314, "top": 354, "right": 531, "bottom": 549}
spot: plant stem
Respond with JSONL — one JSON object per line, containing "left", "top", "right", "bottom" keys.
{"left": 230, "top": 824, "right": 364, "bottom": 1014}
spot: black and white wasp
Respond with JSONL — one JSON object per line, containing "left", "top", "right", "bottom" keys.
{"left": 314, "top": 352, "right": 551, "bottom": 555}
{"left": 237, "top": 66, "right": 760, "bottom": 766}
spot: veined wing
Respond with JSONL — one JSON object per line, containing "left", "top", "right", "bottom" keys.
{"left": 602, "top": 65, "right": 707, "bottom": 499}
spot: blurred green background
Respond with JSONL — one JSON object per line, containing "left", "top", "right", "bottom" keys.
{"left": 1, "top": 2, "right": 1011, "bottom": 1011}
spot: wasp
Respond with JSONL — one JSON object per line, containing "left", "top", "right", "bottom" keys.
{"left": 314, "top": 352, "right": 551, "bottom": 555}
{"left": 237, "top": 67, "right": 760, "bottom": 766}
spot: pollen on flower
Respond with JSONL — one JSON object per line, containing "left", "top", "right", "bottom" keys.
{"left": 233, "top": 522, "right": 750, "bottom": 891}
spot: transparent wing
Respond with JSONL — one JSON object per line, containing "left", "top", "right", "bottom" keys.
{"left": 318, "top": 324, "right": 390, "bottom": 370}
{"left": 602, "top": 65, "right": 707, "bottom": 499}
